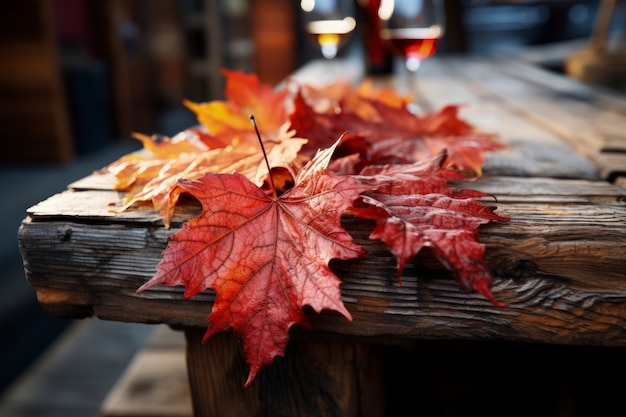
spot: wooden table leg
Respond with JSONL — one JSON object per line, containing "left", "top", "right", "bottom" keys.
{"left": 184, "top": 327, "right": 385, "bottom": 417}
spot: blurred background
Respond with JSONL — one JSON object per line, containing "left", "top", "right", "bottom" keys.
{"left": 0, "top": 0, "right": 623, "bottom": 412}
{"left": 0, "top": 0, "right": 616, "bottom": 165}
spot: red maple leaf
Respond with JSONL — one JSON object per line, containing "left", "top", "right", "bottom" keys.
{"left": 349, "top": 156, "right": 509, "bottom": 305}
{"left": 290, "top": 84, "right": 506, "bottom": 176}
{"left": 137, "top": 148, "right": 369, "bottom": 387}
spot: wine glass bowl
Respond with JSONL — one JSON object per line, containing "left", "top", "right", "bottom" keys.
{"left": 300, "top": 0, "right": 357, "bottom": 60}
{"left": 305, "top": 18, "right": 356, "bottom": 59}
{"left": 378, "top": 0, "right": 445, "bottom": 73}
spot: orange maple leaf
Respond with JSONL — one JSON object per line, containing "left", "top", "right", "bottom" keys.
{"left": 137, "top": 148, "right": 369, "bottom": 386}
{"left": 183, "top": 69, "right": 289, "bottom": 148}
{"left": 105, "top": 124, "right": 307, "bottom": 228}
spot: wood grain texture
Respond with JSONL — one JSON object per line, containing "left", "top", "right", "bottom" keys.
{"left": 18, "top": 173, "right": 626, "bottom": 345}
{"left": 184, "top": 328, "right": 384, "bottom": 417}
{"left": 445, "top": 56, "right": 626, "bottom": 183}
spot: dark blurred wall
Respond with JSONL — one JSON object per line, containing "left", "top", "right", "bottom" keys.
{"left": 0, "top": 0, "right": 299, "bottom": 164}
{"left": 0, "top": 0, "right": 74, "bottom": 164}
{"left": 0, "top": 0, "right": 610, "bottom": 164}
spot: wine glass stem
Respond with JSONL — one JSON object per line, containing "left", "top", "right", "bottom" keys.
{"left": 400, "top": 57, "right": 423, "bottom": 113}
{"left": 405, "top": 65, "right": 419, "bottom": 96}
{"left": 321, "top": 45, "right": 338, "bottom": 60}
{"left": 405, "top": 56, "right": 421, "bottom": 73}
{"left": 320, "top": 58, "right": 338, "bottom": 84}
{"left": 393, "top": 56, "right": 419, "bottom": 96}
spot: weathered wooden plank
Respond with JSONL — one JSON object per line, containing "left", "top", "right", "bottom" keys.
{"left": 26, "top": 174, "right": 626, "bottom": 227}
{"left": 450, "top": 57, "right": 626, "bottom": 182}
{"left": 70, "top": 170, "right": 120, "bottom": 191}
{"left": 494, "top": 56, "right": 626, "bottom": 116}
{"left": 68, "top": 171, "right": 626, "bottom": 200}
{"left": 596, "top": 152, "right": 626, "bottom": 182}
{"left": 18, "top": 197, "right": 626, "bottom": 345}
{"left": 454, "top": 176, "right": 626, "bottom": 205}
{"left": 25, "top": 190, "right": 202, "bottom": 227}
{"left": 381, "top": 58, "right": 602, "bottom": 181}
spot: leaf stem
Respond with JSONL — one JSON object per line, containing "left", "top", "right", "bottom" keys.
{"left": 249, "top": 115, "right": 278, "bottom": 200}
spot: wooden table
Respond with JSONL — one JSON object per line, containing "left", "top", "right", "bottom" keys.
{"left": 19, "top": 56, "right": 626, "bottom": 417}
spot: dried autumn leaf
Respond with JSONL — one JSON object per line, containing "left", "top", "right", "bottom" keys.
{"left": 138, "top": 149, "right": 369, "bottom": 387}
{"left": 105, "top": 122, "right": 306, "bottom": 228}
{"left": 291, "top": 82, "right": 506, "bottom": 176}
{"left": 354, "top": 78, "right": 413, "bottom": 110}
{"left": 361, "top": 102, "right": 505, "bottom": 175}
{"left": 101, "top": 70, "right": 312, "bottom": 227}
{"left": 350, "top": 156, "right": 509, "bottom": 305}
{"left": 356, "top": 154, "right": 488, "bottom": 199}
{"left": 289, "top": 91, "right": 372, "bottom": 162}
{"left": 184, "top": 69, "right": 289, "bottom": 148}
{"left": 105, "top": 131, "right": 207, "bottom": 191}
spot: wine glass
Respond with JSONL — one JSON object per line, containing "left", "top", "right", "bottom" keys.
{"left": 300, "top": 0, "right": 357, "bottom": 62}
{"left": 378, "top": 0, "right": 445, "bottom": 95}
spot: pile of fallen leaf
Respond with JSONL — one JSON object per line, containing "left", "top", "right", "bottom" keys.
{"left": 104, "top": 70, "right": 509, "bottom": 386}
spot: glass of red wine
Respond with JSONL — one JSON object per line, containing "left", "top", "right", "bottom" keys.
{"left": 378, "top": 0, "right": 445, "bottom": 96}
{"left": 300, "top": 0, "right": 357, "bottom": 81}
